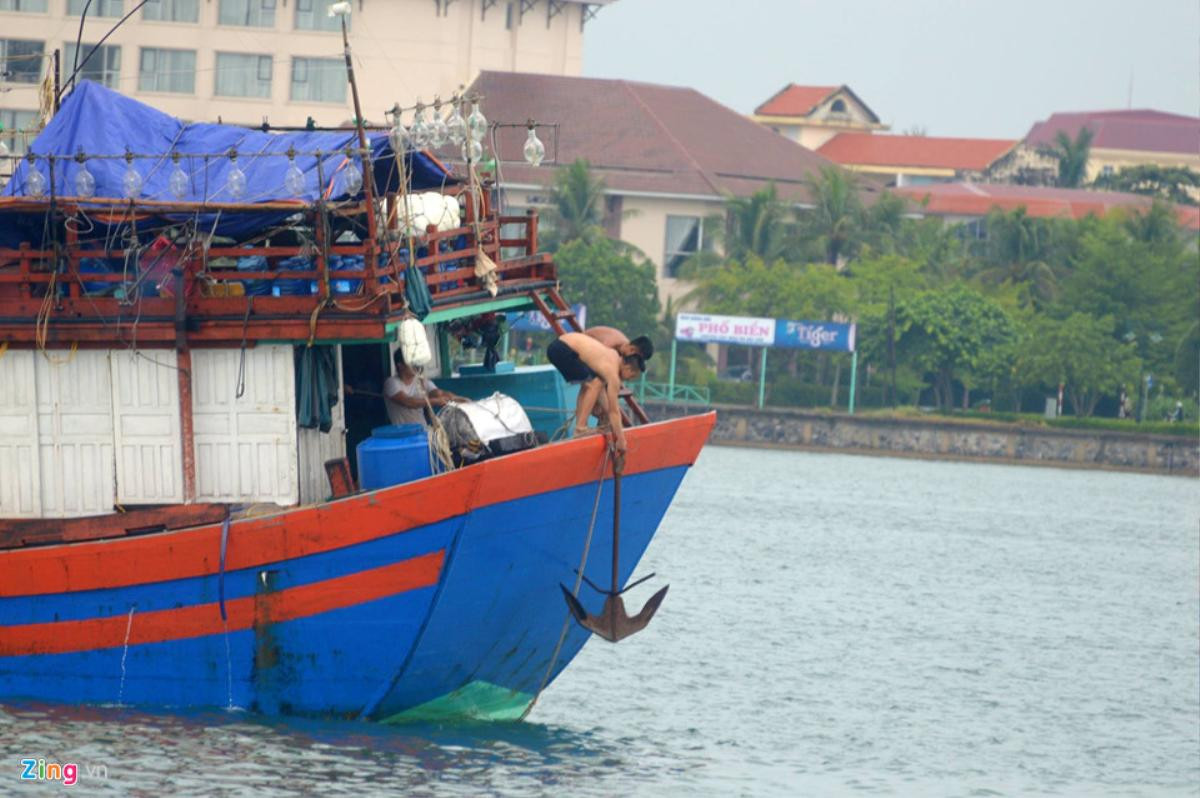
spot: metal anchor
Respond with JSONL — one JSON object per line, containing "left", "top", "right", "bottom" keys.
{"left": 561, "top": 451, "right": 668, "bottom": 642}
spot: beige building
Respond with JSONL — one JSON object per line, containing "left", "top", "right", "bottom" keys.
{"left": 0, "top": 0, "right": 613, "bottom": 149}
{"left": 989, "top": 109, "right": 1200, "bottom": 189}
{"left": 751, "top": 84, "right": 886, "bottom": 151}
{"left": 469, "top": 71, "right": 835, "bottom": 308}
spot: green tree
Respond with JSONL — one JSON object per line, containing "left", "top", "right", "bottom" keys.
{"left": 1025, "top": 313, "right": 1141, "bottom": 417}
{"left": 1091, "top": 164, "right": 1200, "bottom": 205}
{"left": 894, "top": 287, "right": 1017, "bottom": 410}
{"left": 799, "top": 165, "right": 864, "bottom": 265}
{"left": 1057, "top": 211, "right": 1196, "bottom": 379}
{"left": 718, "top": 183, "right": 795, "bottom": 262}
{"left": 971, "top": 207, "right": 1063, "bottom": 308}
{"left": 1041, "top": 126, "right": 1095, "bottom": 188}
{"left": 554, "top": 235, "right": 661, "bottom": 338}
{"left": 541, "top": 159, "right": 608, "bottom": 250}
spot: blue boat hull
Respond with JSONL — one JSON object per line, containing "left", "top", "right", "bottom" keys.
{"left": 0, "top": 414, "right": 714, "bottom": 721}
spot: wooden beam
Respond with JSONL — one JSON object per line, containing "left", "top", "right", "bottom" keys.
{"left": 177, "top": 348, "right": 197, "bottom": 502}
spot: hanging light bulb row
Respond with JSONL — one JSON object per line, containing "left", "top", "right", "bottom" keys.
{"left": 13, "top": 146, "right": 374, "bottom": 200}
{"left": 388, "top": 92, "right": 491, "bottom": 163}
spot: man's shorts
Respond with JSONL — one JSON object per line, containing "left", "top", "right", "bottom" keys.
{"left": 547, "top": 339, "right": 597, "bottom": 383}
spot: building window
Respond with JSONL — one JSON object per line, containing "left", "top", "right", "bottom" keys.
{"left": 0, "top": 108, "right": 37, "bottom": 154}
{"left": 295, "top": 0, "right": 345, "bottom": 32}
{"left": 664, "top": 215, "right": 704, "bottom": 278}
{"left": 138, "top": 47, "right": 195, "bottom": 93}
{"left": 63, "top": 42, "right": 120, "bottom": 88}
{"left": 290, "top": 56, "right": 345, "bottom": 103}
{"left": 142, "top": 0, "right": 198, "bottom": 22}
{"left": 0, "top": 1, "right": 47, "bottom": 11}
{"left": 219, "top": 0, "right": 276, "bottom": 27}
{"left": 829, "top": 98, "right": 847, "bottom": 114}
{"left": 67, "top": 0, "right": 122, "bottom": 16}
{"left": 0, "top": 39, "right": 44, "bottom": 83}
{"left": 215, "top": 52, "right": 272, "bottom": 98}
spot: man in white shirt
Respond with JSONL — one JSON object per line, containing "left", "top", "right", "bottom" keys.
{"left": 384, "top": 347, "right": 466, "bottom": 426}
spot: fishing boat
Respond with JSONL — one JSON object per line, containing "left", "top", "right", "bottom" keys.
{"left": 0, "top": 76, "right": 714, "bottom": 721}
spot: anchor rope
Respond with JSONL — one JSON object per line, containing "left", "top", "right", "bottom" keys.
{"left": 521, "top": 444, "right": 610, "bottom": 720}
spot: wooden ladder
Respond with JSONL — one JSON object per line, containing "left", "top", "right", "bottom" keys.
{"left": 529, "top": 287, "right": 650, "bottom": 425}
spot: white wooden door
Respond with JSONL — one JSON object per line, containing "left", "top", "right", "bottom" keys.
{"left": 110, "top": 350, "right": 184, "bottom": 504}
{"left": 0, "top": 348, "right": 42, "bottom": 517}
{"left": 192, "top": 345, "right": 298, "bottom": 505}
{"left": 35, "top": 350, "right": 116, "bottom": 517}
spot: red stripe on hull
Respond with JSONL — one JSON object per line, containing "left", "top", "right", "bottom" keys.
{"left": 0, "top": 412, "right": 715, "bottom": 598}
{"left": 0, "top": 551, "right": 444, "bottom": 656}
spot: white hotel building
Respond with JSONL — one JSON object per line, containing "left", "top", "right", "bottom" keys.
{"left": 0, "top": 0, "right": 614, "bottom": 148}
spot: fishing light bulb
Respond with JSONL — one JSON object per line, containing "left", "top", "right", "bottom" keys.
{"left": 284, "top": 158, "right": 305, "bottom": 197}
{"left": 75, "top": 160, "right": 96, "bottom": 198}
{"left": 446, "top": 104, "right": 467, "bottom": 146}
{"left": 411, "top": 105, "right": 431, "bottom": 149}
{"left": 461, "top": 137, "right": 483, "bottom": 163}
{"left": 430, "top": 103, "right": 449, "bottom": 147}
{"left": 341, "top": 155, "right": 363, "bottom": 196}
{"left": 23, "top": 154, "right": 45, "bottom": 197}
{"left": 169, "top": 160, "right": 189, "bottom": 199}
{"left": 467, "top": 102, "right": 487, "bottom": 143}
{"left": 390, "top": 119, "right": 410, "bottom": 152}
{"left": 122, "top": 159, "right": 143, "bottom": 199}
{"left": 227, "top": 155, "right": 247, "bottom": 199}
{"left": 523, "top": 125, "right": 545, "bottom": 167}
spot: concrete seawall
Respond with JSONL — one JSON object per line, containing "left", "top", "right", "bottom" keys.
{"left": 644, "top": 403, "right": 1199, "bottom": 477}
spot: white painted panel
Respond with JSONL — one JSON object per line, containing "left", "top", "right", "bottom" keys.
{"left": 192, "top": 346, "right": 298, "bottom": 505}
{"left": 110, "top": 350, "right": 184, "bottom": 504}
{"left": 0, "top": 349, "right": 41, "bottom": 517}
{"left": 297, "top": 346, "right": 346, "bottom": 505}
{"left": 34, "top": 350, "right": 115, "bottom": 517}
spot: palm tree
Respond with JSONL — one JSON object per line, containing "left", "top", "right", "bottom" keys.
{"left": 799, "top": 165, "right": 864, "bottom": 266}
{"left": 541, "top": 159, "right": 607, "bottom": 250}
{"left": 720, "top": 184, "right": 793, "bottom": 262}
{"left": 970, "top": 207, "right": 1060, "bottom": 307}
{"left": 1042, "top": 127, "right": 1094, "bottom": 188}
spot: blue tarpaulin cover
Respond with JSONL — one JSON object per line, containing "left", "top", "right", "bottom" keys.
{"left": 1, "top": 81, "right": 454, "bottom": 240}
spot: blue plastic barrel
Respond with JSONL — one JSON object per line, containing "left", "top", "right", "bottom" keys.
{"left": 356, "top": 424, "right": 432, "bottom": 490}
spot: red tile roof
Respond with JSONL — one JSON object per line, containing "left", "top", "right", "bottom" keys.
{"left": 1025, "top": 110, "right": 1200, "bottom": 155}
{"left": 754, "top": 84, "right": 840, "bottom": 117}
{"left": 817, "top": 133, "right": 1016, "bottom": 172}
{"left": 893, "top": 182, "right": 1199, "bottom": 230}
{"left": 465, "top": 71, "right": 836, "bottom": 202}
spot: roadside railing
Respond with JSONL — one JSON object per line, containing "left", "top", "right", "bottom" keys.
{"left": 634, "top": 380, "right": 711, "bottom": 405}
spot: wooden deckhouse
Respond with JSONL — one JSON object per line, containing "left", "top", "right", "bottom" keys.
{"left": 0, "top": 81, "right": 642, "bottom": 531}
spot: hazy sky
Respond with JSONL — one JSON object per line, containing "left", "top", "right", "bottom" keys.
{"left": 582, "top": 0, "right": 1200, "bottom": 140}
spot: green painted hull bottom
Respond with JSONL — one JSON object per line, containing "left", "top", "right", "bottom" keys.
{"left": 379, "top": 681, "right": 535, "bottom": 723}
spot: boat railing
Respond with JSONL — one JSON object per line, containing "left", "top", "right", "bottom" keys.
{"left": 0, "top": 195, "right": 552, "bottom": 345}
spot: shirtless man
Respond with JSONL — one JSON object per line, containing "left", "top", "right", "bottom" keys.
{"left": 581, "top": 326, "right": 654, "bottom": 425}
{"left": 585, "top": 326, "right": 655, "bottom": 363}
{"left": 547, "top": 331, "right": 647, "bottom": 453}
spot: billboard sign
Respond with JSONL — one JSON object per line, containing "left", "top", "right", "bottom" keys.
{"left": 675, "top": 312, "right": 776, "bottom": 347}
{"left": 774, "top": 320, "right": 856, "bottom": 352}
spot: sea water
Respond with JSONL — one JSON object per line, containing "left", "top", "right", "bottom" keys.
{"left": 3, "top": 447, "right": 1197, "bottom": 796}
